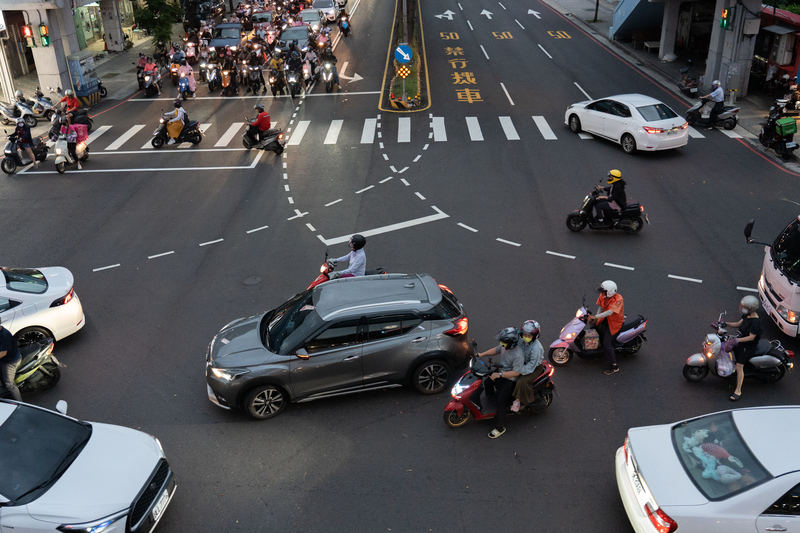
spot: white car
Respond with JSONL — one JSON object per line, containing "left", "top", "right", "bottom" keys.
{"left": 0, "top": 267, "right": 85, "bottom": 347}
{"left": 565, "top": 93, "right": 688, "bottom": 154}
{"left": 312, "top": 0, "right": 339, "bottom": 22}
{"left": 616, "top": 406, "right": 800, "bottom": 533}
{"left": 0, "top": 399, "right": 176, "bottom": 532}
{"left": 297, "top": 8, "right": 326, "bottom": 32}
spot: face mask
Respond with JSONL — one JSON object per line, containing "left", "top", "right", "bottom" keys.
{"left": 741, "top": 308, "right": 749, "bottom": 315}
{"left": 521, "top": 335, "right": 533, "bottom": 343}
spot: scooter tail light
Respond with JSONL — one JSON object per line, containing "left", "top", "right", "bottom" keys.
{"left": 644, "top": 503, "right": 678, "bottom": 533}
{"left": 278, "top": 133, "right": 284, "bottom": 140}
{"left": 444, "top": 317, "right": 468, "bottom": 337}
{"left": 787, "top": 350, "right": 795, "bottom": 358}
{"left": 640, "top": 205, "right": 644, "bottom": 212}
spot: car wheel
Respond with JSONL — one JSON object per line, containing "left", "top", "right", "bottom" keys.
{"left": 569, "top": 114, "right": 581, "bottom": 133}
{"left": 15, "top": 327, "right": 52, "bottom": 349}
{"left": 443, "top": 409, "right": 471, "bottom": 428}
{"left": 624, "top": 216, "right": 644, "bottom": 234}
{"left": 412, "top": 359, "right": 453, "bottom": 394}
{"left": 244, "top": 385, "right": 287, "bottom": 420}
{"left": 682, "top": 364, "right": 709, "bottom": 382}
{"left": 566, "top": 214, "right": 586, "bottom": 232}
{"left": 548, "top": 347, "right": 573, "bottom": 367}
{"left": 621, "top": 134, "right": 637, "bottom": 154}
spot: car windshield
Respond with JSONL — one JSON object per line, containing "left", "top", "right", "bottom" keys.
{"left": 1, "top": 268, "right": 48, "bottom": 294}
{"left": 637, "top": 103, "right": 679, "bottom": 121}
{"left": 772, "top": 219, "right": 800, "bottom": 284}
{"left": 264, "top": 290, "right": 324, "bottom": 354}
{"left": 0, "top": 404, "right": 91, "bottom": 505}
{"left": 671, "top": 411, "right": 771, "bottom": 501}
{"left": 213, "top": 27, "right": 240, "bottom": 39}
{"left": 315, "top": 0, "right": 334, "bottom": 7}
{"left": 252, "top": 13, "right": 271, "bottom": 22}
{"left": 281, "top": 27, "right": 309, "bottom": 40}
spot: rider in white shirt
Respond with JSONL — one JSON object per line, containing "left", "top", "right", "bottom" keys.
{"left": 329, "top": 234, "right": 366, "bottom": 278}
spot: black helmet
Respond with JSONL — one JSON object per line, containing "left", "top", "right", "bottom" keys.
{"left": 254, "top": 103, "right": 264, "bottom": 111}
{"left": 173, "top": 98, "right": 182, "bottom": 108}
{"left": 291, "top": 51, "right": 300, "bottom": 59}
{"left": 181, "top": 59, "right": 187, "bottom": 65}
{"left": 496, "top": 327, "right": 520, "bottom": 349}
{"left": 349, "top": 234, "right": 366, "bottom": 250}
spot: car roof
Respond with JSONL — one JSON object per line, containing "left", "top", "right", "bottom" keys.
{"left": 313, "top": 274, "right": 442, "bottom": 321}
{"left": 601, "top": 93, "right": 664, "bottom": 106}
{"left": 732, "top": 406, "right": 800, "bottom": 475}
{"left": 215, "top": 22, "right": 242, "bottom": 29}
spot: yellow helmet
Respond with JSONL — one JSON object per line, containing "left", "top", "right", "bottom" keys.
{"left": 607, "top": 169, "right": 622, "bottom": 184}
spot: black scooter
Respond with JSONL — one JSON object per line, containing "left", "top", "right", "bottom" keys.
{"left": 566, "top": 185, "right": 649, "bottom": 234}
{"left": 759, "top": 101, "right": 798, "bottom": 161}
{"left": 677, "top": 60, "right": 698, "bottom": 96}
{"left": 686, "top": 97, "right": 739, "bottom": 130}
{"left": 1, "top": 131, "right": 49, "bottom": 174}
{"left": 151, "top": 113, "right": 203, "bottom": 148}
{"left": 269, "top": 68, "right": 287, "bottom": 97}
{"left": 0, "top": 339, "right": 62, "bottom": 399}
{"left": 242, "top": 118, "right": 285, "bottom": 154}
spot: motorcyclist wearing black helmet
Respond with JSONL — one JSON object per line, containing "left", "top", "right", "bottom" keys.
{"left": 329, "top": 234, "right": 366, "bottom": 279}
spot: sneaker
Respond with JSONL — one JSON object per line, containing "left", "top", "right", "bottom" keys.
{"left": 488, "top": 428, "right": 506, "bottom": 439}
{"left": 167, "top": 139, "right": 176, "bottom": 145}
{"left": 193, "top": 93, "right": 196, "bottom": 99}
{"left": 511, "top": 400, "right": 521, "bottom": 412}
{"left": 33, "top": 161, "right": 39, "bottom": 169}
{"left": 604, "top": 365, "right": 619, "bottom": 375}
{"left": 77, "top": 163, "right": 82, "bottom": 170}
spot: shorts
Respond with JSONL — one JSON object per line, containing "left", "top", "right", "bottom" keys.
{"left": 733, "top": 344, "right": 755, "bottom": 365}
{"left": 18, "top": 141, "right": 32, "bottom": 149}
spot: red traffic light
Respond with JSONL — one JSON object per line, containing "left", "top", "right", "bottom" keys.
{"left": 22, "top": 24, "right": 33, "bottom": 37}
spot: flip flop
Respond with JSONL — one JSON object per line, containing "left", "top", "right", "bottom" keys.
{"left": 729, "top": 393, "right": 741, "bottom": 401}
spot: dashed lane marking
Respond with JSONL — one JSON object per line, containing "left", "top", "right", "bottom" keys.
{"left": 325, "top": 199, "right": 342, "bottom": 207}
{"left": 147, "top": 251, "right": 175, "bottom": 259}
{"left": 306, "top": 223, "right": 316, "bottom": 231}
{"left": 415, "top": 192, "right": 426, "bottom": 200}
{"left": 458, "top": 223, "right": 478, "bottom": 232}
{"left": 246, "top": 225, "right": 269, "bottom": 233}
{"left": 737, "top": 286, "right": 758, "bottom": 292}
{"left": 480, "top": 45, "right": 489, "bottom": 59}
{"left": 605, "top": 262, "right": 635, "bottom": 271}
{"left": 538, "top": 45, "right": 553, "bottom": 59}
{"left": 93, "top": 264, "right": 120, "bottom": 272}
{"left": 199, "top": 238, "right": 223, "bottom": 247}
{"left": 400, "top": 178, "right": 410, "bottom": 186}
{"left": 497, "top": 238, "right": 521, "bottom": 247}
{"left": 668, "top": 274, "right": 702, "bottom": 283}
{"left": 356, "top": 185, "right": 374, "bottom": 194}
{"left": 379, "top": 176, "right": 393, "bottom": 183}
{"left": 546, "top": 251, "right": 576, "bottom": 259}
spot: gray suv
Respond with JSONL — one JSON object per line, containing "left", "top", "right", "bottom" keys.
{"left": 206, "top": 274, "right": 472, "bottom": 419}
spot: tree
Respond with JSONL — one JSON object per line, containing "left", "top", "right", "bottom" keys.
{"left": 134, "top": 0, "right": 183, "bottom": 45}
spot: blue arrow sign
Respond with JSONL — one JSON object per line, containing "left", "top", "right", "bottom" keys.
{"left": 395, "top": 45, "right": 412, "bottom": 64}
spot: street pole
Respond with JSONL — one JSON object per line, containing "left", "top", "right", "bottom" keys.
{"left": 594, "top": 0, "right": 599, "bottom": 22}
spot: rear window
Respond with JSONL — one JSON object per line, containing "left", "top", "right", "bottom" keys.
{"left": 637, "top": 103, "right": 678, "bottom": 122}
{"left": 213, "top": 27, "right": 240, "bottom": 39}
{"left": 671, "top": 412, "right": 771, "bottom": 501}
{"left": 2, "top": 268, "right": 48, "bottom": 294}
{"left": 424, "top": 287, "right": 462, "bottom": 320}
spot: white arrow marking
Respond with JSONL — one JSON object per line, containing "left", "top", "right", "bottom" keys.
{"left": 528, "top": 9, "right": 541, "bottom": 18}
{"left": 435, "top": 10, "right": 455, "bottom": 20}
{"left": 338, "top": 61, "right": 363, "bottom": 82}
{"left": 481, "top": 9, "right": 493, "bottom": 19}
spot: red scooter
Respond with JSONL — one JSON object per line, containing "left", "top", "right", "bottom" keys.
{"left": 443, "top": 341, "right": 556, "bottom": 428}
{"left": 307, "top": 252, "right": 387, "bottom": 290}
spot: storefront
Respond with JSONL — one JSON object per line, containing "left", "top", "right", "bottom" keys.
{"left": 72, "top": 0, "right": 136, "bottom": 50}
{"left": 751, "top": 6, "right": 800, "bottom": 92}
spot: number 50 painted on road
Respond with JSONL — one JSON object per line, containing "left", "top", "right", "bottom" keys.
{"left": 548, "top": 30, "right": 571, "bottom": 38}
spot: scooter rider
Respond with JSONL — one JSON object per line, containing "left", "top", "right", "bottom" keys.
{"left": 13, "top": 118, "right": 38, "bottom": 169}
{"left": 511, "top": 320, "right": 544, "bottom": 412}
{"left": 248, "top": 103, "right": 271, "bottom": 143}
{"left": 144, "top": 57, "right": 162, "bottom": 95}
{"left": 588, "top": 280, "right": 624, "bottom": 375}
{"left": 60, "top": 89, "right": 80, "bottom": 124}
{"left": 701, "top": 80, "right": 725, "bottom": 130}
{"left": 166, "top": 98, "right": 187, "bottom": 145}
{"left": 287, "top": 51, "right": 303, "bottom": 79}
{"left": 178, "top": 59, "right": 197, "bottom": 98}
{"left": 0, "top": 317, "right": 22, "bottom": 401}
{"left": 725, "top": 295, "right": 763, "bottom": 402}
{"left": 594, "top": 169, "right": 627, "bottom": 224}
{"left": 154, "top": 39, "right": 168, "bottom": 66}
{"left": 303, "top": 47, "right": 319, "bottom": 77}
{"left": 320, "top": 46, "right": 339, "bottom": 86}
{"left": 329, "top": 234, "right": 366, "bottom": 279}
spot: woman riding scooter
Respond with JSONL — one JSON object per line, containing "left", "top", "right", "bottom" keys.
{"left": 178, "top": 59, "right": 197, "bottom": 98}
{"left": 165, "top": 99, "right": 187, "bottom": 145}
{"left": 594, "top": 169, "right": 627, "bottom": 225}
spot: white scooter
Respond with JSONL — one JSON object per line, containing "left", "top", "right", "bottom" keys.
{"left": 53, "top": 132, "right": 89, "bottom": 173}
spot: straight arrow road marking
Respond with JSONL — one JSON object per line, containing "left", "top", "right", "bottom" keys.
{"left": 481, "top": 9, "right": 493, "bottom": 19}
{"left": 214, "top": 122, "right": 244, "bottom": 147}
{"left": 105, "top": 125, "right": 145, "bottom": 150}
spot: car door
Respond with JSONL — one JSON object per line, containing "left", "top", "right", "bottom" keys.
{"left": 0, "top": 297, "right": 17, "bottom": 329}
{"left": 288, "top": 318, "right": 365, "bottom": 399}
{"left": 603, "top": 100, "right": 632, "bottom": 141}
{"left": 360, "top": 314, "right": 430, "bottom": 384}
{"left": 756, "top": 480, "right": 800, "bottom": 533}
{"left": 581, "top": 100, "right": 612, "bottom": 135}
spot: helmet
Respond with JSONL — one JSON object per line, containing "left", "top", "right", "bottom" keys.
{"left": 740, "top": 295, "right": 759, "bottom": 312}
{"left": 254, "top": 103, "right": 264, "bottom": 111}
{"left": 181, "top": 59, "right": 187, "bottom": 65}
{"left": 14, "top": 90, "right": 22, "bottom": 99}
{"left": 597, "top": 280, "right": 617, "bottom": 298}
{"left": 65, "top": 89, "right": 74, "bottom": 96}
{"left": 140, "top": 52, "right": 145, "bottom": 58}
{"left": 496, "top": 327, "right": 520, "bottom": 349}
{"left": 607, "top": 169, "right": 622, "bottom": 184}
{"left": 222, "top": 17, "right": 228, "bottom": 22}
{"left": 173, "top": 98, "right": 182, "bottom": 108}
{"left": 521, "top": 320, "right": 540, "bottom": 342}
{"left": 349, "top": 234, "right": 366, "bottom": 250}
{"left": 16, "top": 118, "right": 24, "bottom": 126}
{"left": 783, "top": 74, "right": 791, "bottom": 81}
{"left": 712, "top": 79, "right": 720, "bottom": 88}
{"left": 291, "top": 51, "right": 300, "bottom": 59}
{"left": 273, "top": 51, "right": 280, "bottom": 58}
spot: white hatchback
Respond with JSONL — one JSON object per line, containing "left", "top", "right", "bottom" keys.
{"left": 616, "top": 406, "right": 800, "bottom": 533}
{"left": 565, "top": 93, "right": 688, "bottom": 154}
{"left": 0, "top": 399, "right": 176, "bottom": 533}
{"left": 0, "top": 267, "right": 85, "bottom": 347}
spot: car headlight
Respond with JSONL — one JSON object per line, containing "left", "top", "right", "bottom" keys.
{"left": 57, "top": 511, "right": 128, "bottom": 533}
{"left": 211, "top": 367, "right": 250, "bottom": 381}
{"left": 154, "top": 437, "right": 166, "bottom": 458}
{"left": 451, "top": 383, "right": 468, "bottom": 398}
{"left": 777, "top": 305, "right": 800, "bottom": 324}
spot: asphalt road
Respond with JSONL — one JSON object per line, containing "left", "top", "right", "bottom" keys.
{"left": 3, "top": 0, "right": 800, "bottom": 530}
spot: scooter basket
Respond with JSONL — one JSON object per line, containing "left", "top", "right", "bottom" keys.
{"left": 776, "top": 117, "right": 797, "bottom": 137}
{"left": 583, "top": 329, "right": 600, "bottom": 350}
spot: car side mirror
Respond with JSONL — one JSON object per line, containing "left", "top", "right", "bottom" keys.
{"left": 296, "top": 348, "right": 309, "bottom": 360}
{"left": 56, "top": 400, "right": 68, "bottom": 414}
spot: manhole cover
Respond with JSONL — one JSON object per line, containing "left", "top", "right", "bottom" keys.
{"left": 244, "top": 276, "right": 261, "bottom": 285}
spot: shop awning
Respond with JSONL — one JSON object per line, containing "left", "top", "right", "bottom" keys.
{"left": 762, "top": 24, "right": 797, "bottom": 34}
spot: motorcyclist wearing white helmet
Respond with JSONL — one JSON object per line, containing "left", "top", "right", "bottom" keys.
{"left": 329, "top": 234, "right": 366, "bottom": 279}
{"left": 723, "top": 295, "right": 763, "bottom": 401}
{"left": 588, "top": 280, "right": 624, "bottom": 375}
{"left": 511, "top": 320, "right": 544, "bottom": 412}
{"left": 701, "top": 79, "right": 724, "bottom": 130}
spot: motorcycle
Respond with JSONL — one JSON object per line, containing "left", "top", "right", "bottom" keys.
{"left": 269, "top": 67, "right": 287, "bottom": 97}
{"left": 247, "top": 64, "right": 264, "bottom": 93}
{"left": 170, "top": 60, "right": 181, "bottom": 85}
{"left": 242, "top": 118, "right": 286, "bottom": 154}
{"left": 207, "top": 61, "right": 220, "bottom": 92}
{"left": 759, "top": 102, "right": 798, "bottom": 161}
{"left": 685, "top": 97, "right": 739, "bottom": 130}
{"left": 0, "top": 98, "right": 38, "bottom": 127}
{"left": 683, "top": 312, "right": 794, "bottom": 383}
{"left": 179, "top": 73, "right": 192, "bottom": 100}
{"left": 322, "top": 61, "right": 337, "bottom": 93}
{"left": 221, "top": 69, "right": 237, "bottom": 96}
{"left": 307, "top": 251, "right": 387, "bottom": 290}
{"left": 48, "top": 103, "right": 93, "bottom": 137}
{"left": 566, "top": 185, "right": 648, "bottom": 234}
{"left": 186, "top": 41, "right": 198, "bottom": 65}
{"left": 0, "top": 339, "right": 62, "bottom": 399}
{"left": 338, "top": 15, "right": 350, "bottom": 37}
{"left": 151, "top": 113, "right": 203, "bottom": 148}
{"left": 548, "top": 300, "right": 647, "bottom": 367}
{"left": 53, "top": 131, "right": 89, "bottom": 173}
{"left": 97, "top": 78, "right": 108, "bottom": 98}
{"left": 303, "top": 60, "right": 318, "bottom": 83}
{"left": 443, "top": 341, "right": 556, "bottom": 428}
{"left": 31, "top": 88, "right": 55, "bottom": 120}
{"left": 143, "top": 68, "right": 163, "bottom": 98}
{"left": 677, "top": 59, "right": 698, "bottom": 97}
{"left": 286, "top": 66, "right": 303, "bottom": 98}
{"left": 1, "top": 131, "right": 49, "bottom": 174}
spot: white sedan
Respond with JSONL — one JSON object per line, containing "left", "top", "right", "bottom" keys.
{"left": 0, "top": 267, "right": 85, "bottom": 347}
{"left": 565, "top": 93, "right": 688, "bottom": 154}
{"left": 616, "top": 406, "right": 800, "bottom": 533}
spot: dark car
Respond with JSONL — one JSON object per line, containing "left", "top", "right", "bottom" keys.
{"left": 208, "top": 22, "right": 247, "bottom": 52}
{"left": 206, "top": 274, "right": 473, "bottom": 420}
{"left": 275, "top": 24, "right": 316, "bottom": 53}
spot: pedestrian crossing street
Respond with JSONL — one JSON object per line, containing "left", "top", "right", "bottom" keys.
{"left": 79, "top": 115, "right": 743, "bottom": 152}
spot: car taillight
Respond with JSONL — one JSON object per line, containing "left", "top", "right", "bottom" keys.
{"left": 438, "top": 283, "right": 453, "bottom": 294}
{"left": 50, "top": 287, "right": 74, "bottom": 308}
{"left": 642, "top": 126, "right": 665, "bottom": 134}
{"left": 444, "top": 317, "right": 468, "bottom": 337}
{"left": 644, "top": 503, "right": 677, "bottom": 533}
{"left": 679, "top": 122, "right": 689, "bottom": 129}
{"left": 623, "top": 434, "right": 629, "bottom": 463}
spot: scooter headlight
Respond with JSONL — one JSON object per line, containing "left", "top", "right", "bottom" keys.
{"left": 55, "top": 148, "right": 63, "bottom": 155}
{"left": 144, "top": 76, "right": 151, "bottom": 81}
{"left": 563, "top": 332, "right": 576, "bottom": 341}
{"left": 451, "top": 382, "right": 468, "bottom": 398}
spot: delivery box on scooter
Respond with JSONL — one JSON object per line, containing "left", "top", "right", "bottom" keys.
{"left": 776, "top": 116, "right": 797, "bottom": 137}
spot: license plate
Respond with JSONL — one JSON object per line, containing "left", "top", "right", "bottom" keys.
{"left": 151, "top": 489, "right": 170, "bottom": 522}
{"left": 787, "top": 142, "right": 797, "bottom": 148}
{"left": 667, "top": 130, "right": 675, "bottom": 135}
{"left": 690, "top": 88, "right": 698, "bottom": 93}
{"left": 630, "top": 470, "right": 644, "bottom": 496}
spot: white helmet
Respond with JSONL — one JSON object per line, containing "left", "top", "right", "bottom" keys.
{"left": 15, "top": 90, "right": 23, "bottom": 99}
{"left": 65, "top": 89, "right": 74, "bottom": 96}
{"left": 597, "top": 280, "right": 617, "bottom": 297}
{"left": 712, "top": 80, "right": 720, "bottom": 88}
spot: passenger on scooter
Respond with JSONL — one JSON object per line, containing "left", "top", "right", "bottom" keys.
{"left": 59, "top": 118, "right": 82, "bottom": 170}
{"left": 269, "top": 51, "right": 284, "bottom": 71}
{"left": 701, "top": 80, "right": 725, "bottom": 130}
{"left": 587, "top": 280, "right": 623, "bottom": 375}
{"left": 248, "top": 103, "right": 271, "bottom": 142}
{"left": 178, "top": 59, "right": 197, "bottom": 98}
{"left": 166, "top": 99, "right": 187, "bottom": 145}
{"left": 13, "top": 118, "right": 38, "bottom": 169}
{"left": 594, "top": 170, "right": 627, "bottom": 224}
{"left": 0, "top": 317, "right": 23, "bottom": 401}
{"left": 511, "top": 320, "right": 544, "bottom": 412}
{"left": 725, "top": 295, "right": 763, "bottom": 402}
{"left": 329, "top": 234, "right": 367, "bottom": 279}
{"left": 303, "top": 48, "right": 319, "bottom": 77}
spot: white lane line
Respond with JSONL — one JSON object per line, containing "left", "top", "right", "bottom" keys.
{"left": 669, "top": 274, "right": 702, "bottom": 283}
{"left": 93, "top": 264, "right": 120, "bottom": 272}
{"left": 380, "top": 176, "right": 393, "bottom": 183}
{"left": 283, "top": 173, "right": 288, "bottom": 179}
{"left": 432, "top": 117, "right": 447, "bottom": 141}
{"left": 324, "top": 119, "right": 344, "bottom": 145}
{"left": 287, "top": 120, "right": 310, "bottom": 145}
{"left": 69, "top": 147, "right": 247, "bottom": 155}
{"left": 458, "top": 2, "right": 463, "bottom": 9}
{"left": 721, "top": 129, "right": 742, "bottom": 139}
{"left": 131, "top": 91, "right": 382, "bottom": 101}
{"left": 480, "top": 45, "right": 489, "bottom": 59}
{"left": 105, "top": 125, "right": 145, "bottom": 150}
{"left": 428, "top": 132, "right": 433, "bottom": 138}
{"left": 379, "top": 142, "right": 384, "bottom": 149}
{"left": 246, "top": 225, "right": 269, "bottom": 233}
{"left": 538, "top": 44, "right": 552, "bottom": 59}
{"left": 361, "top": 118, "right": 377, "bottom": 143}
{"left": 688, "top": 127, "right": 705, "bottom": 139}
{"left": 325, "top": 199, "right": 342, "bottom": 206}
{"left": 148, "top": 251, "right": 175, "bottom": 259}
{"left": 515, "top": 19, "right": 525, "bottom": 29}
{"left": 574, "top": 82, "right": 592, "bottom": 100}
{"left": 466, "top": 117, "right": 484, "bottom": 141}
{"left": 282, "top": 162, "right": 287, "bottom": 168}
{"left": 400, "top": 178, "right": 410, "bottom": 186}
{"left": 737, "top": 286, "right": 758, "bottom": 292}
{"left": 178, "top": 123, "right": 212, "bottom": 148}
{"left": 546, "top": 251, "right": 575, "bottom": 259}
{"left": 306, "top": 223, "right": 316, "bottom": 231}
{"left": 199, "top": 238, "right": 223, "bottom": 247}
{"left": 415, "top": 192, "right": 426, "bottom": 200}
{"left": 498, "top": 2, "right": 506, "bottom": 8}
{"left": 215, "top": 123, "right": 244, "bottom": 147}
{"left": 532, "top": 116, "right": 557, "bottom": 140}
{"left": 86, "top": 125, "right": 112, "bottom": 145}
{"left": 458, "top": 222, "right": 478, "bottom": 232}
{"left": 288, "top": 197, "right": 294, "bottom": 204}
{"left": 382, "top": 154, "right": 389, "bottom": 160}
{"left": 413, "top": 155, "right": 421, "bottom": 162}
{"left": 423, "top": 143, "right": 429, "bottom": 150}
{"left": 499, "top": 116, "right": 520, "bottom": 140}
{"left": 468, "top": 20, "right": 473, "bottom": 30}
{"left": 356, "top": 185, "right": 374, "bottom": 194}
{"left": 497, "top": 238, "right": 521, "bottom": 247}
{"left": 287, "top": 209, "right": 308, "bottom": 220}
{"left": 26, "top": 161, "right": 260, "bottom": 174}
{"left": 317, "top": 206, "right": 449, "bottom": 245}
{"left": 398, "top": 117, "right": 411, "bottom": 143}
{"left": 578, "top": 133, "right": 593, "bottom": 140}
{"left": 500, "top": 83, "right": 515, "bottom": 105}
{"left": 605, "top": 262, "right": 635, "bottom": 271}
{"left": 284, "top": 184, "right": 290, "bottom": 191}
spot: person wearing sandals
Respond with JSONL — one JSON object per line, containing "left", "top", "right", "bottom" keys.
{"left": 725, "top": 296, "right": 762, "bottom": 401}
{"left": 511, "top": 320, "right": 544, "bottom": 412}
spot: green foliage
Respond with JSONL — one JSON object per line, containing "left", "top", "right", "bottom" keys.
{"left": 765, "top": 2, "right": 800, "bottom": 14}
{"left": 134, "top": 0, "right": 183, "bottom": 44}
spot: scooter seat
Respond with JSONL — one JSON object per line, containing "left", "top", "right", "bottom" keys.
{"left": 753, "top": 338, "right": 771, "bottom": 356}
{"left": 263, "top": 128, "right": 280, "bottom": 136}
{"left": 19, "top": 343, "right": 42, "bottom": 367}
{"left": 620, "top": 314, "right": 645, "bottom": 331}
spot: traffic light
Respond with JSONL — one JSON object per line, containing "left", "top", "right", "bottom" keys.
{"left": 39, "top": 24, "right": 50, "bottom": 47}
{"left": 720, "top": 7, "right": 732, "bottom": 30}
{"left": 21, "top": 24, "right": 35, "bottom": 47}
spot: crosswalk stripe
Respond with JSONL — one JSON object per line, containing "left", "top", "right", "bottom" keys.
{"left": 361, "top": 118, "right": 376, "bottom": 144}
{"left": 215, "top": 122, "right": 244, "bottom": 147}
{"left": 324, "top": 120, "right": 343, "bottom": 145}
{"left": 688, "top": 127, "right": 705, "bottom": 139}
{"left": 86, "top": 125, "right": 112, "bottom": 145}
{"left": 465, "top": 117, "right": 483, "bottom": 141}
{"left": 287, "top": 120, "right": 310, "bottom": 145}
{"left": 178, "top": 123, "right": 212, "bottom": 148}
{"left": 398, "top": 117, "right": 411, "bottom": 143}
{"left": 432, "top": 117, "right": 447, "bottom": 142}
{"left": 578, "top": 133, "right": 593, "bottom": 140}
{"left": 721, "top": 129, "right": 742, "bottom": 139}
{"left": 105, "top": 125, "right": 145, "bottom": 150}
{"left": 499, "top": 116, "right": 519, "bottom": 140}
{"left": 532, "top": 116, "right": 557, "bottom": 140}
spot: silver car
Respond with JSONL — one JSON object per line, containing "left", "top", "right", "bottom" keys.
{"left": 206, "top": 274, "right": 473, "bottom": 420}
